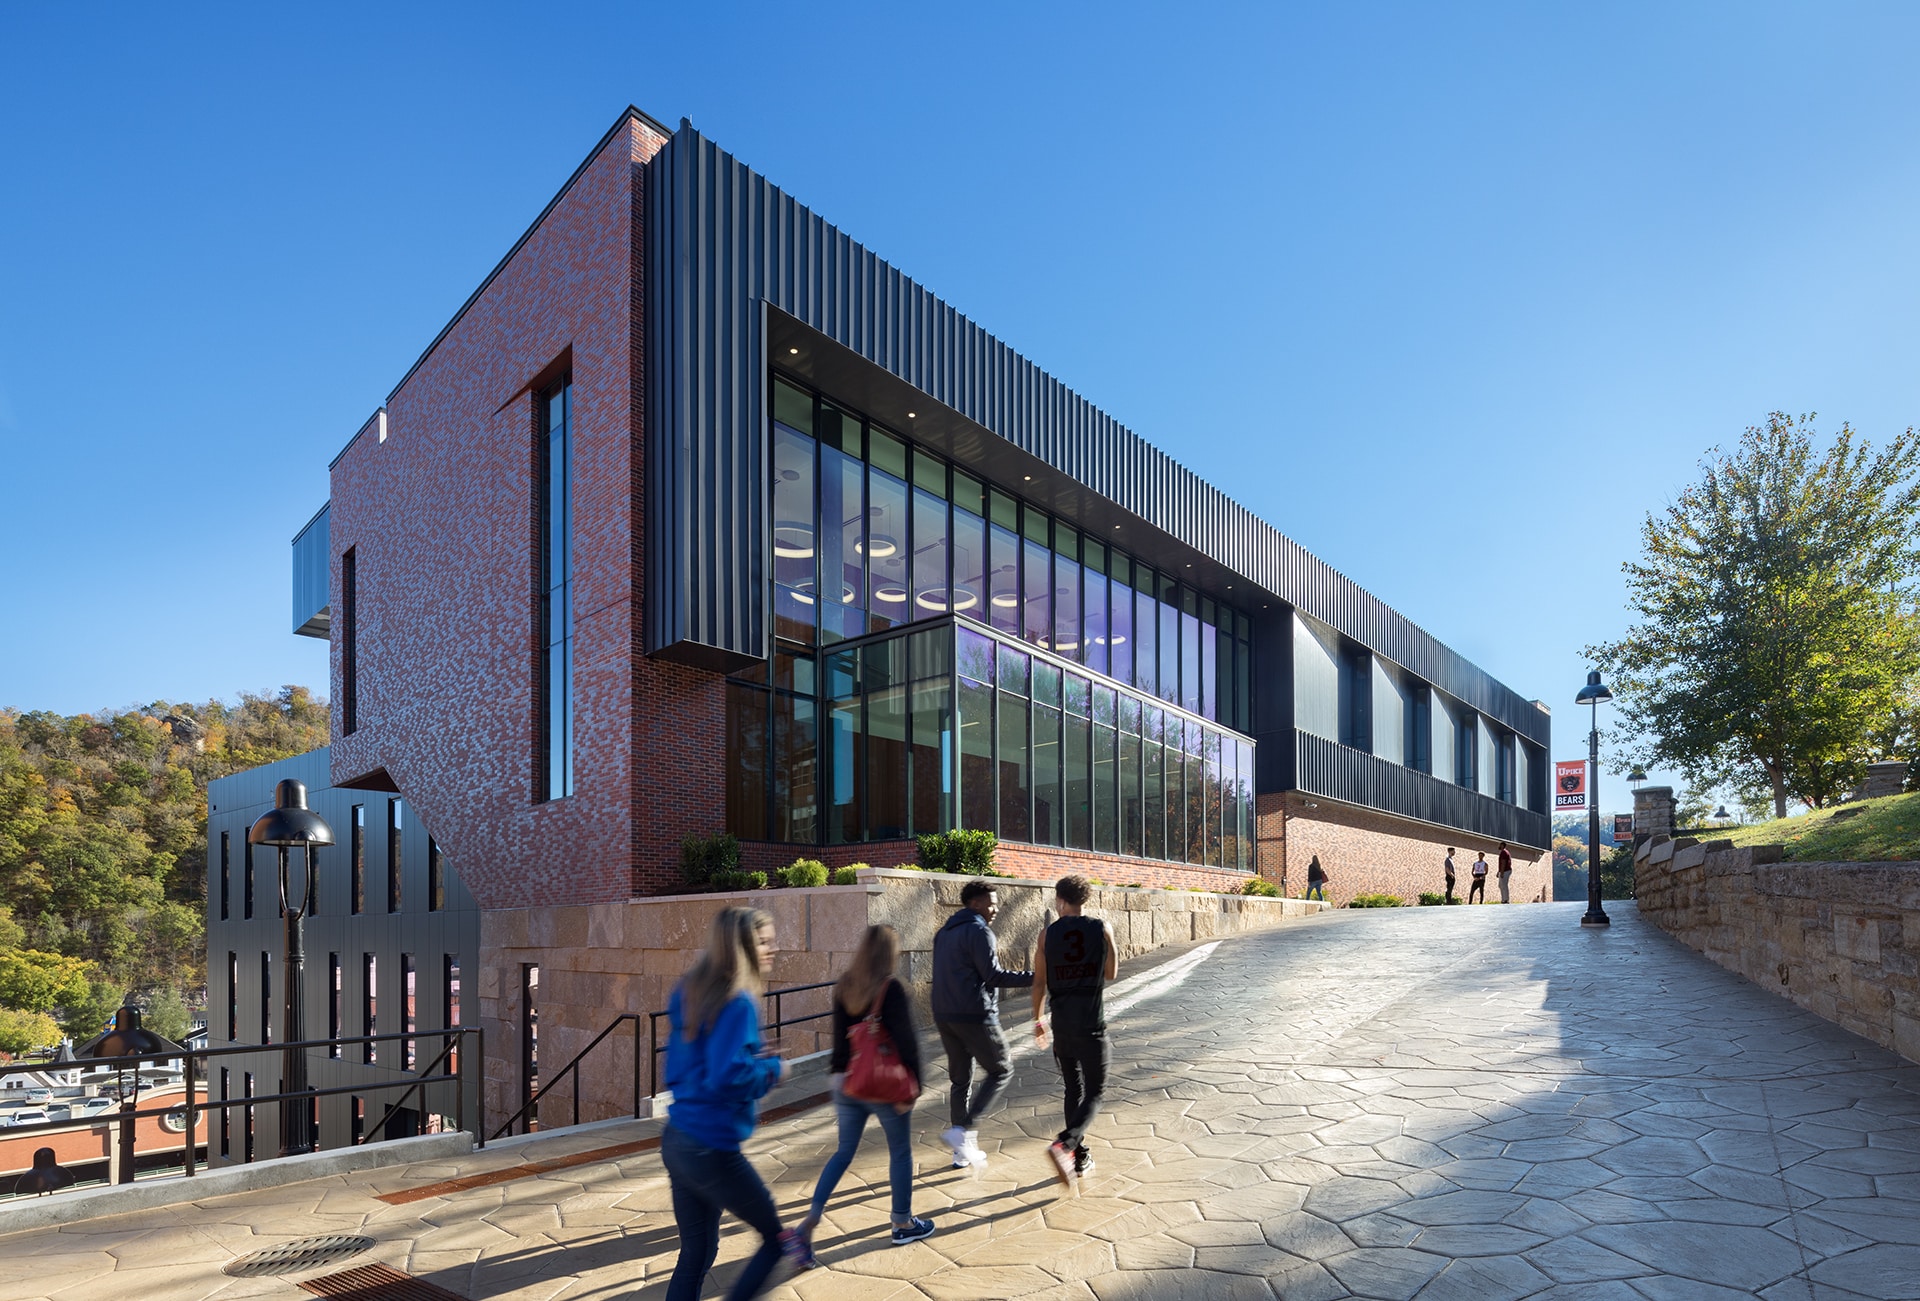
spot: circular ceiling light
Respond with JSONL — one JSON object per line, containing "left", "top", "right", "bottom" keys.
{"left": 773, "top": 523, "right": 815, "bottom": 558}
{"left": 874, "top": 585, "right": 908, "bottom": 604}
{"left": 789, "top": 583, "right": 816, "bottom": 606}
{"left": 856, "top": 535, "right": 898, "bottom": 558}
{"left": 990, "top": 590, "right": 1020, "bottom": 609}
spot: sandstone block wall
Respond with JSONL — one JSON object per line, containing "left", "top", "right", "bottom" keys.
{"left": 1635, "top": 835, "right": 1920, "bottom": 1065}
{"left": 477, "top": 870, "right": 1324, "bottom": 1130}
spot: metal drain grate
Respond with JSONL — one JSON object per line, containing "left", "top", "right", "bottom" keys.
{"left": 298, "top": 1263, "right": 470, "bottom": 1300}
{"left": 223, "top": 1234, "right": 376, "bottom": 1277}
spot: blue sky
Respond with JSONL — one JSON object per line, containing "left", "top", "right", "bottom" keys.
{"left": 4, "top": 2, "right": 1918, "bottom": 812}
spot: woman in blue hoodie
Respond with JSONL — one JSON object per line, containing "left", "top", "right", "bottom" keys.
{"left": 662, "top": 905, "right": 796, "bottom": 1300}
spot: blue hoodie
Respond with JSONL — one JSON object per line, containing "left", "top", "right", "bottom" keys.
{"left": 664, "top": 986, "right": 782, "bottom": 1149}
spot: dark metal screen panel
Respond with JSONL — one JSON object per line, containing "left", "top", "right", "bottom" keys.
{"left": 1289, "top": 729, "right": 1551, "bottom": 849}
{"left": 645, "top": 125, "right": 1546, "bottom": 743}
{"left": 292, "top": 504, "right": 330, "bottom": 639}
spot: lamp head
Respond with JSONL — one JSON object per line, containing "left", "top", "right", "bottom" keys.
{"left": 1713, "top": 805, "right": 1731, "bottom": 821}
{"left": 1574, "top": 670, "right": 1613, "bottom": 707}
{"left": 77, "top": 1004, "right": 183, "bottom": 1060}
{"left": 14, "top": 1148, "right": 74, "bottom": 1196}
{"left": 248, "top": 779, "right": 335, "bottom": 849}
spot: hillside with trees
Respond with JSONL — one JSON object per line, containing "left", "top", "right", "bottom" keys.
{"left": 0, "top": 687, "right": 327, "bottom": 1053}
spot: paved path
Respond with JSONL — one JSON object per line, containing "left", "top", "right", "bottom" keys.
{"left": 6, "top": 903, "right": 1920, "bottom": 1300}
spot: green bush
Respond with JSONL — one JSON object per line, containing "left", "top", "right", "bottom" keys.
{"left": 710, "top": 869, "right": 768, "bottom": 892}
{"left": 680, "top": 833, "right": 741, "bottom": 888}
{"left": 1241, "top": 879, "right": 1280, "bottom": 898}
{"left": 889, "top": 862, "right": 920, "bottom": 872}
{"left": 916, "top": 829, "right": 998, "bottom": 876}
{"left": 1347, "top": 893, "right": 1404, "bottom": 908}
{"left": 830, "top": 865, "right": 862, "bottom": 885}
{"left": 1445, "top": 895, "right": 1463, "bottom": 905}
{"left": 778, "top": 859, "right": 829, "bottom": 888}
{"left": 1417, "top": 891, "right": 1446, "bottom": 906}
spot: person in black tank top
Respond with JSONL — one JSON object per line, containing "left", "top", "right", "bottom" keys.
{"left": 1031, "top": 875, "right": 1118, "bottom": 1185}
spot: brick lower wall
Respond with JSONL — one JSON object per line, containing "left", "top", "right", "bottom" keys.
{"left": 1635, "top": 836, "right": 1920, "bottom": 1064}
{"left": 734, "top": 839, "right": 1259, "bottom": 892}
{"left": 1253, "top": 792, "right": 1550, "bottom": 906}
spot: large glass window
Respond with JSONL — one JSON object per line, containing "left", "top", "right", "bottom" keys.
{"left": 537, "top": 375, "right": 574, "bottom": 801}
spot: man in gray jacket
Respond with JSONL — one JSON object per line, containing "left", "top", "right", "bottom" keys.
{"left": 932, "top": 879, "right": 1033, "bottom": 1168}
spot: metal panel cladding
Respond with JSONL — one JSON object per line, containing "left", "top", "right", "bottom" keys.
{"left": 645, "top": 125, "right": 1546, "bottom": 746}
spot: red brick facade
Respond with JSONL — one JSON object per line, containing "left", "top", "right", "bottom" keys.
{"left": 1255, "top": 791, "right": 1551, "bottom": 906}
{"left": 328, "top": 115, "right": 702, "bottom": 910}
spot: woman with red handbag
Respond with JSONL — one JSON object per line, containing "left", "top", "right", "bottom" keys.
{"left": 794, "top": 924, "right": 933, "bottom": 1261}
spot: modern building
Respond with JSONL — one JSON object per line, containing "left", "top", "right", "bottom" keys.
{"left": 208, "top": 106, "right": 1551, "bottom": 1141}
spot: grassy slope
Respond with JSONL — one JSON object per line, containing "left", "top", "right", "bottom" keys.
{"left": 1717, "top": 790, "right": 1920, "bottom": 862}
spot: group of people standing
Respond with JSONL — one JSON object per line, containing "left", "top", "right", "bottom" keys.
{"left": 1442, "top": 841, "right": 1514, "bottom": 903}
{"left": 655, "top": 874, "right": 1113, "bottom": 1299}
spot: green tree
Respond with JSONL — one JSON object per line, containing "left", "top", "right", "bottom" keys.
{"left": 0, "top": 1008, "right": 61, "bottom": 1056}
{"left": 141, "top": 985, "right": 192, "bottom": 1044}
{"left": 1591, "top": 414, "right": 1920, "bottom": 818}
{"left": 0, "top": 948, "right": 96, "bottom": 1014}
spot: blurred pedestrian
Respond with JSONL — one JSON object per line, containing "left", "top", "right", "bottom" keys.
{"left": 1469, "top": 851, "right": 1489, "bottom": 903}
{"left": 1305, "top": 855, "right": 1328, "bottom": 902}
{"left": 932, "top": 881, "right": 1033, "bottom": 1168}
{"left": 1032, "top": 875, "right": 1117, "bottom": 1188}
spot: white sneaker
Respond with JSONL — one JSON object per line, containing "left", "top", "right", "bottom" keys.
{"left": 963, "top": 1130, "right": 987, "bottom": 1167}
{"left": 940, "top": 1125, "right": 970, "bottom": 1167}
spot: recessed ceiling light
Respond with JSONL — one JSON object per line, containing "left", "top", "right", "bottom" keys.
{"left": 1023, "top": 475, "right": 1032, "bottom": 481}
{"left": 788, "top": 347, "right": 799, "bottom": 355}
{"left": 1185, "top": 564, "right": 1192, "bottom": 568}
{"left": 907, "top": 412, "right": 916, "bottom": 418}
{"left": 1113, "top": 525, "right": 1121, "bottom": 530}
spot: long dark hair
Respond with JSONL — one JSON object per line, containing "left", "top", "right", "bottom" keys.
{"left": 680, "top": 906, "right": 773, "bottom": 1040}
{"left": 834, "top": 924, "right": 899, "bottom": 1015}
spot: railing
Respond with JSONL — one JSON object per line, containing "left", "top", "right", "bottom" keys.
{"left": 0, "top": 1025, "right": 482, "bottom": 1200}
{"left": 1288, "top": 729, "right": 1554, "bottom": 850}
{"left": 491, "top": 980, "right": 839, "bottom": 1141}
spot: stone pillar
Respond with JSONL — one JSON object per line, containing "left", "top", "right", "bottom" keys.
{"left": 1634, "top": 786, "right": 1676, "bottom": 841}
{"left": 1858, "top": 761, "right": 1907, "bottom": 801}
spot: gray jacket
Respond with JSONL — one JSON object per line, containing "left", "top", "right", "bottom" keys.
{"left": 930, "top": 907, "right": 1033, "bottom": 1025}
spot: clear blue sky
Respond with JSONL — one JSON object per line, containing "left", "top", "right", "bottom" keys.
{"left": 5, "top": 2, "right": 1918, "bottom": 812}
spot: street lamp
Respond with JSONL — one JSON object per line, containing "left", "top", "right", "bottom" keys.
{"left": 1712, "top": 805, "right": 1732, "bottom": 826}
{"left": 248, "top": 778, "right": 334, "bottom": 1158}
{"left": 1628, "top": 767, "right": 1647, "bottom": 792}
{"left": 78, "top": 1004, "right": 183, "bottom": 1184}
{"left": 13, "top": 1147, "right": 74, "bottom": 1197}
{"left": 1575, "top": 670, "right": 1613, "bottom": 927}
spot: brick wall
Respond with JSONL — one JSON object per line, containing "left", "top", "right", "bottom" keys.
{"left": 1253, "top": 792, "right": 1550, "bottom": 906}
{"left": 1635, "top": 835, "right": 1920, "bottom": 1064}
{"left": 328, "top": 116, "right": 709, "bottom": 911}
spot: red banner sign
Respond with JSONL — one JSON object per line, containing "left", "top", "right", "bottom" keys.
{"left": 1555, "top": 760, "right": 1588, "bottom": 810}
{"left": 1613, "top": 814, "right": 1634, "bottom": 844}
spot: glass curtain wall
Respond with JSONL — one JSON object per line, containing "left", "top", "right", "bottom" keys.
{"left": 766, "top": 373, "right": 1253, "bottom": 732}
{"left": 730, "top": 614, "right": 1255, "bottom": 870}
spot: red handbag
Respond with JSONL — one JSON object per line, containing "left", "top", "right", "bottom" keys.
{"left": 842, "top": 989, "right": 920, "bottom": 1106}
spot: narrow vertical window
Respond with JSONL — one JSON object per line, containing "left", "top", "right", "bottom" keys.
{"left": 402, "top": 955, "right": 417, "bottom": 1070}
{"left": 242, "top": 1073, "right": 255, "bottom": 1162}
{"left": 219, "top": 831, "right": 230, "bottom": 921}
{"left": 219, "top": 1067, "right": 230, "bottom": 1158}
{"left": 363, "top": 954, "right": 378, "bottom": 1064}
{"left": 243, "top": 839, "right": 254, "bottom": 919}
{"left": 536, "top": 375, "right": 574, "bottom": 801}
{"left": 350, "top": 804, "right": 365, "bottom": 913}
{"left": 226, "top": 951, "right": 238, "bottom": 1041}
{"left": 387, "top": 799, "right": 403, "bottom": 913}
{"left": 521, "top": 964, "right": 541, "bottom": 1127}
{"left": 428, "top": 836, "right": 445, "bottom": 911}
{"left": 443, "top": 955, "right": 462, "bottom": 1076}
{"left": 328, "top": 954, "right": 342, "bottom": 1059}
{"left": 342, "top": 547, "right": 358, "bottom": 734}
{"left": 259, "top": 952, "right": 272, "bottom": 1044}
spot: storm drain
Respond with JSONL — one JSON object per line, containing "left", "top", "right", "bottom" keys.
{"left": 222, "top": 1234, "right": 376, "bottom": 1278}
{"left": 297, "top": 1263, "right": 470, "bottom": 1300}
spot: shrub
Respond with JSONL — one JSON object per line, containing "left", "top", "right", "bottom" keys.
{"left": 889, "top": 862, "right": 920, "bottom": 872}
{"left": 778, "top": 859, "right": 829, "bottom": 889}
{"left": 1445, "top": 895, "right": 1463, "bottom": 905}
{"left": 710, "top": 869, "right": 768, "bottom": 892}
{"left": 1347, "top": 893, "right": 1404, "bottom": 908}
{"left": 1417, "top": 892, "right": 1446, "bottom": 907}
{"left": 916, "top": 829, "right": 998, "bottom": 876}
{"left": 830, "top": 865, "right": 863, "bottom": 885}
{"left": 680, "top": 833, "right": 740, "bottom": 888}
{"left": 1241, "top": 879, "right": 1281, "bottom": 898}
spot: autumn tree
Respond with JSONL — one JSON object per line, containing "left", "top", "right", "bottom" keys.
{"left": 1591, "top": 414, "right": 1920, "bottom": 818}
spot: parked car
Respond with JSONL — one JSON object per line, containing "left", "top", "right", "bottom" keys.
{"left": 2, "top": 1088, "right": 53, "bottom": 1106}
{"left": 6, "top": 1109, "right": 51, "bottom": 1127}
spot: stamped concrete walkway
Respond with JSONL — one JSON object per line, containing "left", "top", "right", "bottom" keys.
{"left": 6, "top": 903, "right": 1920, "bottom": 1300}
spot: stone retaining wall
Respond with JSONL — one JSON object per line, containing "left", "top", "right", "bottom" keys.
{"left": 1634, "top": 834, "right": 1920, "bottom": 1063}
{"left": 477, "top": 869, "right": 1325, "bottom": 1129}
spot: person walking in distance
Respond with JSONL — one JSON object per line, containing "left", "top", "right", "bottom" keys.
{"left": 1305, "top": 855, "right": 1328, "bottom": 902}
{"left": 1497, "top": 841, "right": 1513, "bottom": 903}
{"left": 1444, "top": 848, "right": 1458, "bottom": 905}
{"left": 1031, "top": 875, "right": 1117, "bottom": 1188}
{"left": 660, "top": 907, "right": 806, "bottom": 1301}
{"left": 1468, "top": 851, "right": 1489, "bottom": 903}
{"left": 794, "top": 925, "right": 933, "bottom": 1261}
{"left": 932, "top": 880, "right": 1033, "bottom": 1168}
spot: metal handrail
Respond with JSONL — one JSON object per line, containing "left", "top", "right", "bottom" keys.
{"left": 490, "top": 1014, "right": 644, "bottom": 1141}
{"left": 0, "top": 1025, "right": 482, "bottom": 1196}
{"left": 647, "top": 980, "right": 837, "bottom": 1099}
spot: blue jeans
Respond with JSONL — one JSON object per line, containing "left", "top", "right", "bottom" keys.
{"left": 809, "top": 1091, "right": 914, "bottom": 1220}
{"left": 1306, "top": 882, "right": 1325, "bottom": 901}
{"left": 661, "top": 1124, "right": 784, "bottom": 1301}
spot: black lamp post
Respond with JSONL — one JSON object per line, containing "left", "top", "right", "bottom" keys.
{"left": 14, "top": 1148, "right": 75, "bottom": 1197}
{"left": 77, "top": 1004, "right": 182, "bottom": 1184}
{"left": 1575, "top": 670, "right": 1613, "bottom": 927}
{"left": 248, "top": 778, "right": 333, "bottom": 1158}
